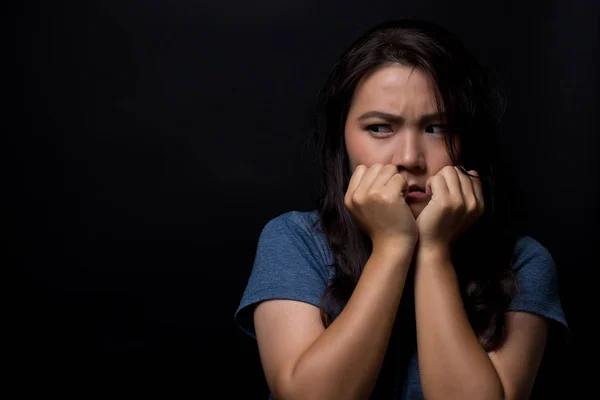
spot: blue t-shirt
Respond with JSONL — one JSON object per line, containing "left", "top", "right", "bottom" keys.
{"left": 235, "top": 210, "right": 569, "bottom": 399}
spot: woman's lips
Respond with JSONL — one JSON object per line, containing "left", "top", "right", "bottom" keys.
{"left": 405, "top": 190, "right": 430, "bottom": 201}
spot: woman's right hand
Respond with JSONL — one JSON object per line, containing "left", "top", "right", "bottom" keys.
{"left": 344, "top": 163, "right": 418, "bottom": 247}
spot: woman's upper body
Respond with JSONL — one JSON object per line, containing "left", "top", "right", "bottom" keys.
{"left": 235, "top": 210, "right": 568, "bottom": 399}
{"left": 234, "top": 19, "right": 569, "bottom": 400}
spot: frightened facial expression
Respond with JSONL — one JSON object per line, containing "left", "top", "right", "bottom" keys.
{"left": 344, "top": 63, "right": 456, "bottom": 217}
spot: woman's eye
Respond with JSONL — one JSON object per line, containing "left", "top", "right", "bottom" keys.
{"left": 367, "top": 124, "right": 393, "bottom": 135}
{"left": 425, "top": 124, "right": 446, "bottom": 135}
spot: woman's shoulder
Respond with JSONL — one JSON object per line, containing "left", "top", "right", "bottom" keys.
{"left": 508, "top": 235, "right": 569, "bottom": 336}
{"left": 260, "top": 209, "right": 330, "bottom": 257}
{"left": 510, "top": 235, "right": 560, "bottom": 291}
{"left": 234, "top": 210, "right": 331, "bottom": 338}
{"left": 264, "top": 209, "right": 321, "bottom": 232}
{"left": 512, "top": 235, "right": 554, "bottom": 271}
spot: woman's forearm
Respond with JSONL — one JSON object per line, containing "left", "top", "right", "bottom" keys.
{"left": 414, "top": 247, "right": 504, "bottom": 400}
{"left": 284, "top": 241, "right": 415, "bottom": 400}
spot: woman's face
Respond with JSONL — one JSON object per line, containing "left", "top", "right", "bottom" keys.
{"left": 344, "top": 63, "right": 456, "bottom": 218}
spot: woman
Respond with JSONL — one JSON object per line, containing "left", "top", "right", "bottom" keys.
{"left": 234, "top": 19, "right": 568, "bottom": 399}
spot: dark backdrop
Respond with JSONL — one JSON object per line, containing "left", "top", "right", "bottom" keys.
{"left": 10, "top": 1, "right": 599, "bottom": 398}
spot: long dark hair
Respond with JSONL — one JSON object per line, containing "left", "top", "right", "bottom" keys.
{"left": 310, "top": 19, "right": 520, "bottom": 352}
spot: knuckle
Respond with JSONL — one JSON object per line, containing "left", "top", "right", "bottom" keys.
{"left": 366, "top": 188, "right": 379, "bottom": 199}
{"left": 379, "top": 191, "right": 394, "bottom": 204}
{"left": 352, "top": 192, "right": 365, "bottom": 205}
{"left": 467, "top": 199, "right": 477, "bottom": 212}
{"left": 438, "top": 198, "right": 451, "bottom": 211}
{"left": 344, "top": 194, "right": 352, "bottom": 208}
{"left": 468, "top": 206, "right": 475, "bottom": 215}
{"left": 454, "top": 199, "right": 465, "bottom": 212}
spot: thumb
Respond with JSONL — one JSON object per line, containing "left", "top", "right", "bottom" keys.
{"left": 425, "top": 176, "right": 433, "bottom": 196}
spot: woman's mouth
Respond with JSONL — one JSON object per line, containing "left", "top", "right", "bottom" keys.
{"left": 405, "top": 190, "right": 430, "bottom": 201}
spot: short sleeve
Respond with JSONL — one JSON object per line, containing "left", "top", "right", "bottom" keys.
{"left": 234, "top": 211, "right": 330, "bottom": 339}
{"left": 508, "top": 236, "right": 569, "bottom": 344}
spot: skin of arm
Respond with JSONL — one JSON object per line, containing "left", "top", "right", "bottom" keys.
{"left": 414, "top": 166, "right": 549, "bottom": 400}
{"left": 254, "top": 239, "right": 415, "bottom": 400}
{"left": 414, "top": 246, "right": 548, "bottom": 400}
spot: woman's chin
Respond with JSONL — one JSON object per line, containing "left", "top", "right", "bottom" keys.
{"left": 409, "top": 203, "right": 426, "bottom": 218}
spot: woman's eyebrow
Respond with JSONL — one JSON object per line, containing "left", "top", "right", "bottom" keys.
{"left": 358, "top": 111, "right": 447, "bottom": 124}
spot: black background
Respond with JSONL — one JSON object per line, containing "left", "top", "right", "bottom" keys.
{"left": 10, "top": 1, "right": 599, "bottom": 398}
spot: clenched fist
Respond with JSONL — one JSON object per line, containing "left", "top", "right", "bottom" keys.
{"left": 345, "top": 163, "right": 419, "bottom": 247}
{"left": 416, "top": 166, "right": 484, "bottom": 250}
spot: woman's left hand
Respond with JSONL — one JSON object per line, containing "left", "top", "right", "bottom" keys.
{"left": 416, "top": 166, "right": 485, "bottom": 251}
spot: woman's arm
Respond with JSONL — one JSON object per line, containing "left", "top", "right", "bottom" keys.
{"left": 414, "top": 246, "right": 548, "bottom": 400}
{"left": 254, "top": 240, "right": 414, "bottom": 400}
{"left": 413, "top": 166, "right": 549, "bottom": 400}
{"left": 414, "top": 247, "right": 505, "bottom": 400}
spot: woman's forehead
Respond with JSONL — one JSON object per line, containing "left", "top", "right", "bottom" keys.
{"left": 349, "top": 64, "right": 443, "bottom": 121}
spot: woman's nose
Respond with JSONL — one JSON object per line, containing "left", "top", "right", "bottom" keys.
{"left": 391, "top": 131, "right": 425, "bottom": 171}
